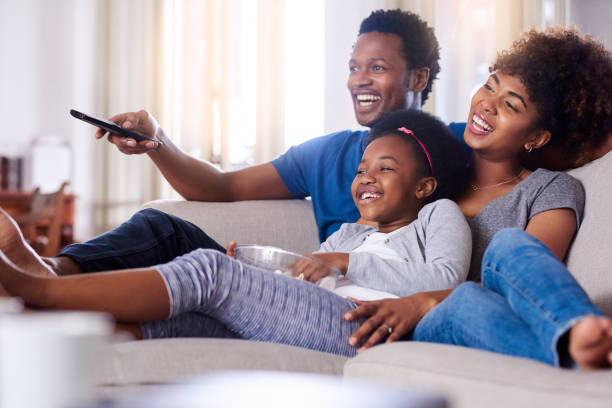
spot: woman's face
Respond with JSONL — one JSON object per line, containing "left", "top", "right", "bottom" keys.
{"left": 351, "top": 135, "right": 428, "bottom": 232}
{"left": 464, "top": 72, "right": 544, "bottom": 160}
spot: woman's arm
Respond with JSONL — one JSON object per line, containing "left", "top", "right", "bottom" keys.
{"left": 524, "top": 208, "right": 577, "bottom": 260}
{"left": 344, "top": 289, "right": 452, "bottom": 351}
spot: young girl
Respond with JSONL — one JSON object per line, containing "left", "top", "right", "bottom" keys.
{"left": 0, "top": 110, "right": 470, "bottom": 357}
{"left": 345, "top": 27, "right": 612, "bottom": 369}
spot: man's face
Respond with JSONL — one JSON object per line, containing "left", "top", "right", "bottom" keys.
{"left": 347, "top": 31, "right": 414, "bottom": 127}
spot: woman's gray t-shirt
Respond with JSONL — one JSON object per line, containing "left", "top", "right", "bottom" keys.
{"left": 467, "top": 168, "right": 585, "bottom": 281}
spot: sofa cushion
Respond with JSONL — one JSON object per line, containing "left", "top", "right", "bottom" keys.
{"left": 344, "top": 342, "right": 612, "bottom": 408}
{"left": 99, "top": 338, "right": 347, "bottom": 387}
{"left": 566, "top": 151, "right": 612, "bottom": 315}
{"left": 143, "top": 199, "right": 320, "bottom": 254}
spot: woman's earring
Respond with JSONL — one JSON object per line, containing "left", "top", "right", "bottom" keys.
{"left": 527, "top": 145, "right": 533, "bottom": 153}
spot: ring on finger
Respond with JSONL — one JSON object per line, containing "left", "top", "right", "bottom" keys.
{"left": 381, "top": 324, "right": 393, "bottom": 335}
{"left": 297, "top": 273, "right": 305, "bottom": 280}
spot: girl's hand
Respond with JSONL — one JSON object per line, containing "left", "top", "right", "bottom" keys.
{"left": 292, "top": 253, "right": 348, "bottom": 283}
{"left": 226, "top": 241, "right": 237, "bottom": 258}
{"left": 344, "top": 293, "right": 440, "bottom": 352}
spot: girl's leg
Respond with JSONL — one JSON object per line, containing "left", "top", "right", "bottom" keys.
{"left": 54, "top": 208, "right": 225, "bottom": 274}
{"left": 0, "top": 251, "right": 171, "bottom": 323}
{"left": 155, "top": 248, "right": 362, "bottom": 356}
{"left": 140, "top": 312, "right": 239, "bottom": 340}
{"left": 1, "top": 247, "right": 361, "bottom": 356}
{"left": 481, "top": 228, "right": 611, "bottom": 368}
{"left": 413, "top": 282, "right": 553, "bottom": 364}
{"left": 0, "top": 208, "right": 55, "bottom": 276}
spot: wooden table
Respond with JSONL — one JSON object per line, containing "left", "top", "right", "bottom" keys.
{"left": 0, "top": 190, "right": 76, "bottom": 247}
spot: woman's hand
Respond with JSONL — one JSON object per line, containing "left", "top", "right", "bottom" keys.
{"left": 226, "top": 241, "right": 237, "bottom": 258}
{"left": 95, "top": 110, "right": 163, "bottom": 154}
{"left": 344, "top": 292, "right": 442, "bottom": 352}
{"left": 292, "top": 252, "right": 348, "bottom": 283}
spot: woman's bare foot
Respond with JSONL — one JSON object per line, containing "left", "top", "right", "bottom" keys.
{"left": 568, "top": 315, "right": 612, "bottom": 370}
{"left": 0, "top": 208, "right": 56, "bottom": 276}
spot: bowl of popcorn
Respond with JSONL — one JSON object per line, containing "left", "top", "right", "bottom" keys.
{"left": 233, "top": 245, "right": 340, "bottom": 290}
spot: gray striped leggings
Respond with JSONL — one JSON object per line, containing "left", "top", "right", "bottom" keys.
{"left": 140, "top": 248, "right": 362, "bottom": 356}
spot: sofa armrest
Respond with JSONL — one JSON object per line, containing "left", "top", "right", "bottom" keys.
{"left": 142, "top": 199, "right": 320, "bottom": 254}
{"left": 567, "top": 151, "right": 612, "bottom": 316}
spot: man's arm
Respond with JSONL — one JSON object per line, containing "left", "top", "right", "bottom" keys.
{"left": 97, "top": 110, "right": 293, "bottom": 201}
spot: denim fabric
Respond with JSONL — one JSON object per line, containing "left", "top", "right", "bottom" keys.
{"left": 57, "top": 208, "right": 224, "bottom": 272}
{"left": 414, "top": 228, "right": 602, "bottom": 367}
{"left": 144, "top": 248, "right": 362, "bottom": 356}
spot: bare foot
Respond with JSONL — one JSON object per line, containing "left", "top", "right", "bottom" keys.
{"left": 568, "top": 315, "right": 612, "bottom": 370}
{"left": 0, "top": 208, "right": 56, "bottom": 276}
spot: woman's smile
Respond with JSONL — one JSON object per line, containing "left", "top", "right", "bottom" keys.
{"left": 469, "top": 111, "right": 494, "bottom": 135}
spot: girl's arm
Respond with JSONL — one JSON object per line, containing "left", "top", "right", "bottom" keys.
{"left": 344, "top": 200, "right": 471, "bottom": 297}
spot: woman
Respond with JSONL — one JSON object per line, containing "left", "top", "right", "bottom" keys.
{"left": 345, "top": 27, "right": 612, "bottom": 369}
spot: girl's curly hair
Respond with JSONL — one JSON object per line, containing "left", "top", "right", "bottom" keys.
{"left": 491, "top": 26, "right": 611, "bottom": 167}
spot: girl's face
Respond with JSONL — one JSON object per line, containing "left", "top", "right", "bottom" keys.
{"left": 351, "top": 135, "right": 433, "bottom": 232}
{"left": 464, "top": 72, "right": 548, "bottom": 160}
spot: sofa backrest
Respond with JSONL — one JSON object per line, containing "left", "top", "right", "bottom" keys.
{"left": 142, "top": 198, "right": 321, "bottom": 254}
{"left": 566, "top": 151, "right": 612, "bottom": 316}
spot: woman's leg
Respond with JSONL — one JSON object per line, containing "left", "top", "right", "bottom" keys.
{"left": 54, "top": 208, "right": 225, "bottom": 273}
{"left": 413, "top": 282, "right": 553, "bottom": 364}
{"left": 480, "top": 228, "right": 609, "bottom": 367}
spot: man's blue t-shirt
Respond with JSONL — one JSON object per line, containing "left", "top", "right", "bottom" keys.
{"left": 271, "top": 122, "right": 467, "bottom": 242}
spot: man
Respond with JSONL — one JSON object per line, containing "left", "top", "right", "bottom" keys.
{"left": 48, "top": 9, "right": 465, "bottom": 275}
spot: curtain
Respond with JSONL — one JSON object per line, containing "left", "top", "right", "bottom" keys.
{"left": 90, "top": 0, "right": 286, "bottom": 235}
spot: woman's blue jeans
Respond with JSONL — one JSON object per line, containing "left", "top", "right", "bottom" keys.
{"left": 57, "top": 208, "right": 224, "bottom": 272}
{"left": 413, "top": 228, "right": 602, "bottom": 367}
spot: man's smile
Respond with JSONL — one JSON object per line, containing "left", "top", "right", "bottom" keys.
{"left": 353, "top": 92, "right": 382, "bottom": 112}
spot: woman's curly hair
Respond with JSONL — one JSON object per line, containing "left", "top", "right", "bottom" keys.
{"left": 491, "top": 26, "right": 611, "bottom": 167}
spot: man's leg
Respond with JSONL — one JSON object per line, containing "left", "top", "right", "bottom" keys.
{"left": 480, "top": 228, "right": 612, "bottom": 369}
{"left": 54, "top": 208, "right": 225, "bottom": 274}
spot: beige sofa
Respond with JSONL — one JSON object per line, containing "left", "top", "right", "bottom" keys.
{"left": 99, "top": 151, "right": 612, "bottom": 407}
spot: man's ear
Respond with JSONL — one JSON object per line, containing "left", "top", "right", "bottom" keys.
{"left": 415, "top": 176, "right": 437, "bottom": 199}
{"left": 407, "top": 67, "right": 430, "bottom": 93}
{"left": 525, "top": 129, "right": 551, "bottom": 152}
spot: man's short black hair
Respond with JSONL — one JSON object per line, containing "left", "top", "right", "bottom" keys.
{"left": 359, "top": 9, "right": 440, "bottom": 103}
{"left": 366, "top": 110, "right": 469, "bottom": 201}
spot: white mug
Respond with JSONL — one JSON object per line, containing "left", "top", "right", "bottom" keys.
{"left": 0, "top": 311, "right": 112, "bottom": 408}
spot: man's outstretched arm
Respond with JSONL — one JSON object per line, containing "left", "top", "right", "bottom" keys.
{"left": 96, "top": 110, "right": 293, "bottom": 202}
